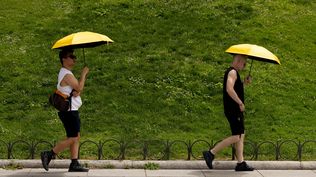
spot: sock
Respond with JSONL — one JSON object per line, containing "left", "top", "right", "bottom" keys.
{"left": 210, "top": 149, "right": 215, "bottom": 155}
{"left": 71, "top": 159, "right": 78, "bottom": 164}
{"left": 50, "top": 150, "right": 56, "bottom": 156}
{"left": 237, "top": 161, "right": 245, "bottom": 165}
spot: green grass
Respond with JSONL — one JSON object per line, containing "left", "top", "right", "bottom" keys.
{"left": 144, "top": 162, "right": 159, "bottom": 170}
{"left": 0, "top": 0, "right": 315, "bottom": 160}
{"left": 1, "top": 162, "right": 23, "bottom": 170}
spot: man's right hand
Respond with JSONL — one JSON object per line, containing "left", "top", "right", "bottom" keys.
{"left": 244, "top": 75, "right": 252, "bottom": 85}
{"left": 82, "top": 66, "right": 89, "bottom": 76}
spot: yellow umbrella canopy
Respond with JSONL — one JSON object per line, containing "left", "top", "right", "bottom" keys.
{"left": 225, "top": 44, "right": 280, "bottom": 65}
{"left": 52, "top": 31, "right": 114, "bottom": 49}
{"left": 52, "top": 31, "right": 114, "bottom": 65}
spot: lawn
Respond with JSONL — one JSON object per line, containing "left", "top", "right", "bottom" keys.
{"left": 0, "top": 0, "right": 315, "bottom": 160}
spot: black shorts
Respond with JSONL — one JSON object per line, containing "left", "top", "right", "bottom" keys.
{"left": 225, "top": 112, "right": 244, "bottom": 135}
{"left": 58, "top": 111, "right": 80, "bottom": 137}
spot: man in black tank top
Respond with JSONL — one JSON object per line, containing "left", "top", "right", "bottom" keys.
{"left": 203, "top": 54, "right": 254, "bottom": 171}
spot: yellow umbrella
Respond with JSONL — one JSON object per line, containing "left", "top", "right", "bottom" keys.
{"left": 225, "top": 44, "right": 280, "bottom": 75}
{"left": 52, "top": 31, "right": 113, "bottom": 49}
{"left": 52, "top": 31, "right": 114, "bottom": 64}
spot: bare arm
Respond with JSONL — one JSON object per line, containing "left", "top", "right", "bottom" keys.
{"left": 60, "top": 67, "right": 89, "bottom": 93}
{"left": 226, "top": 70, "right": 245, "bottom": 112}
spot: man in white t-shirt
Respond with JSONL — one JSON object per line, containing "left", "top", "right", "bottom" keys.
{"left": 41, "top": 49, "right": 89, "bottom": 172}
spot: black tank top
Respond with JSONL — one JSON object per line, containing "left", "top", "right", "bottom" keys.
{"left": 223, "top": 67, "right": 244, "bottom": 115}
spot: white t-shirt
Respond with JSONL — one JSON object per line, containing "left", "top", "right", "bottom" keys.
{"left": 57, "top": 67, "right": 82, "bottom": 111}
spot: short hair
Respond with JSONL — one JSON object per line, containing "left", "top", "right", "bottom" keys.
{"left": 233, "top": 54, "right": 247, "bottom": 62}
{"left": 59, "top": 48, "right": 74, "bottom": 65}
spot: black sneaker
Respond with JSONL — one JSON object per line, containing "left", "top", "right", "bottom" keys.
{"left": 202, "top": 151, "right": 215, "bottom": 169}
{"left": 40, "top": 151, "right": 54, "bottom": 171}
{"left": 235, "top": 161, "right": 254, "bottom": 171}
{"left": 68, "top": 161, "right": 89, "bottom": 172}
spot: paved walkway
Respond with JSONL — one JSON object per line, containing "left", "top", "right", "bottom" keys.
{"left": 0, "top": 169, "right": 316, "bottom": 177}
{"left": 0, "top": 160, "right": 315, "bottom": 170}
{"left": 0, "top": 160, "right": 315, "bottom": 177}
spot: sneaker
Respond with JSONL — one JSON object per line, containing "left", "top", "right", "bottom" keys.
{"left": 235, "top": 161, "right": 254, "bottom": 171}
{"left": 202, "top": 151, "right": 215, "bottom": 169}
{"left": 68, "top": 161, "right": 89, "bottom": 172}
{"left": 40, "top": 151, "right": 54, "bottom": 171}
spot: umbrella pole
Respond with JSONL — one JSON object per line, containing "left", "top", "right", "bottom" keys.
{"left": 248, "top": 59, "right": 253, "bottom": 76}
{"left": 83, "top": 48, "right": 86, "bottom": 66}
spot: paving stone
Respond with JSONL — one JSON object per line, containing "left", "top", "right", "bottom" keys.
{"left": 0, "top": 169, "right": 30, "bottom": 176}
{"left": 146, "top": 169, "right": 204, "bottom": 177}
{"left": 202, "top": 170, "right": 262, "bottom": 177}
{"left": 88, "top": 169, "right": 145, "bottom": 177}
{"left": 258, "top": 170, "right": 316, "bottom": 177}
{"left": 29, "top": 169, "right": 70, "bottom": 177}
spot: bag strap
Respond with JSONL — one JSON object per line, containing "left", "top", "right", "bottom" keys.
{"left": 55, "top": 90, "right": 68, "bottom": 99}
{"left": 69, "top": 90, "right": 74, "bottom": 111}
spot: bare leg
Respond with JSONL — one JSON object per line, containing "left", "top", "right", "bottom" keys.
{"left": 53, "top": 137, "right": 76, "bottom": 154}
{"left": 211, "top": 135, "right": 241, "bottom": 154}
{"left": 70, "top": 133, "right": 80, "bottom": 159}
{"left": 235, "top": 134, "right": 245, "bottom": 163}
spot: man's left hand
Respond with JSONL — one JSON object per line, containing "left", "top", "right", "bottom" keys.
{"left": 73, "top": 91, "right": 81, "bottom": 97}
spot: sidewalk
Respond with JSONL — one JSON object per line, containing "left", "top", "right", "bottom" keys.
{"left": 0, "top": 160, "right": 315, "bottom": 177}
{"left": 0, "top": 169, "right": 316, "bottom": 177}
{"left": 0, "top": 160, "right": 315, "bottom": 170}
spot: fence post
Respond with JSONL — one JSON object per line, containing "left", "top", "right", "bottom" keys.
{"left": 164, "top": 140, "right": 170, "bottom": 160}
{"left": 187, "top": 140, "right": 192, "bottom": 160}
{"left": 142, "top": 141, "right": 148, "bottom": 160}
{"left": 120, "top": 141, "right": 126, "bottom": 160}
{"left": 98, "top": 140, "right": 102, "bottom": 160}
{"left": 30, "top": 141, "right": 35, "bottom": 159}
{"left": 7, "top": 142, "right": 12, "bottom": 159}
{"left": 254, "top": 142, "right": 258, "bottom": 160}
{"left": 276, "top": 141, "right": 280, "bottom": 160}
{"left": 298, "top": 141, "right": 302, "bottom": 161}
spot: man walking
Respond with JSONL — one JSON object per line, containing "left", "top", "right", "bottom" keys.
{"left": 203, "top": 54, "right": 254, "bottom": 171}
{"left": 41, "top": 49, "right": 89, "bottom": 172}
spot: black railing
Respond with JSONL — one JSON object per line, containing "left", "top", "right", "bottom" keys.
{"left": 0, "top": 139, "right": 315, "bottom": 161}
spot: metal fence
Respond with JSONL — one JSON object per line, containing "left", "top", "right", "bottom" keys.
{"left": 0, "top": 139, "right": 315, "bottom": 161}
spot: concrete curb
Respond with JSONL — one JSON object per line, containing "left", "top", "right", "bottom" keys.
{"left": 0, "top": 160, "right": 315, "bottom": 170}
